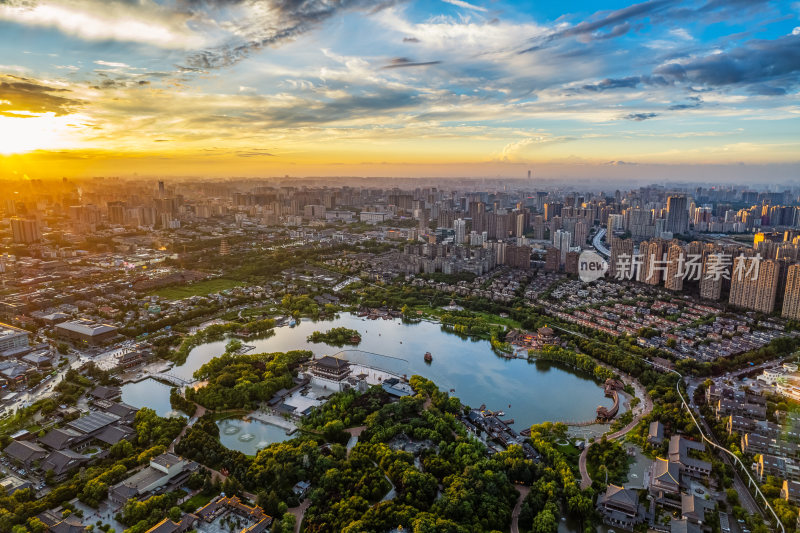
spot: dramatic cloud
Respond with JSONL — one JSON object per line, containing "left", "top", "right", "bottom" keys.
{"left": 0, "top": 0, "right": 208, "bottom": 49}
{"left": 0, "top": 74, "right": 82, "bottom": 117}
{"left": 655, "top": 34, "right": 800, "bottom": 88}
{"left": 1, "top": 0, "right": 798, "bottom": 172}
{"left": 186, "top": 0, "right": 403, "bottom": 69}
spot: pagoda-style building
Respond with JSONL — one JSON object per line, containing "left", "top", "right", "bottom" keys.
{"left": 310, "top": 356, "right": 352, "bottom": 392}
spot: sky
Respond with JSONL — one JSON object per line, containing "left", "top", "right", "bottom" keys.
{"left": 0, "top": 0, "right": 799, "bottom": 180}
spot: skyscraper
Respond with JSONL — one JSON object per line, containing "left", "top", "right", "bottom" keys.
{"left": 610, "top": 237, "right": 634, "bottom": 279}
{"left": 782, "top": 264, "right": 800, "bottom": 321}
{"left": 729, "top": 257, "right": 779, "bottom": 313}
{"left": 10, "top": 217, "right": 41, "bottom": 244}
{"left": 664, "top": 242, "right": 685, "bottom": 291}
{"left": 554, "top": 229, "right": 572, "bottom": 266}
{"left": 453, "top": 218, "right": 466, "bottom": 245}
{"left": 699, "top": 249, "right": 723, "bottom": 301}
{"left": 665, "top": 196, "right": 689, "bottom": 235}
{"left": 573, "top": 221, "right": 589, "bottom": 247}
{"left": 637, "top": 239, "right": 665, "bottom": 285}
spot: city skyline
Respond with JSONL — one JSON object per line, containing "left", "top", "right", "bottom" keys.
{"left": 1, "top": 0, "right": 799, "bottom": 179}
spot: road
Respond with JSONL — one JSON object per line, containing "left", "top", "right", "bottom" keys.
{"left": 592, "top": 228, "right": 610, "bottom": 258}
{"left": 647, "top": 360, "right": 783, "bottom": 532}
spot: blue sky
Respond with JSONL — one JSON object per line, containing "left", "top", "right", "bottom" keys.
{"left": 0, "top": 0, "right": 798, "bottom": 179}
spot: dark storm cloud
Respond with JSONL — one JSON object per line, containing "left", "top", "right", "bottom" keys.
{"left": 0, "top": 74, "right": 81, "bottom": 117}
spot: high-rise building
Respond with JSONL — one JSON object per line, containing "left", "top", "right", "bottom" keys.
{"left": 610, "top": 238, "right": 634, "bottom": 279}
{"left": 573, "top": 221, "right": 589, "bottom": 247}
{"left": 544, "top": 246, "right": 560, "bottom": 272}
{"left": 554, "top": 229, "right": 572, "bottom": 266}
{"left": 108, "top": 201, "right": 126, "bottom": 225}
{"left": 637, "top": 239, "right": 665, "bottom": 285}
{"left": 665, "top": 196, "right": 689, "bottom": 235}
{"left": 699, "top": 251, "right": 723, "bottom": 301}
{"left": 506, "top": 245, "right": 531, "bottom": 269}
{"left": 515, "top": 213, "right": 526, "bottom": 238}
{"left": 453, "top": 219, "right": 467, "bottom": 245}
{"left": 782, "top": 264, "right": 800, "bottom": 321}
{"left": 664, "top": 242, "right": 685, "bottom": 291}
{"left": 10, "top": 217, "right": 41, "bottom": 244}
{"left": 729, "top": 257, "right": 779, "bottom": 313}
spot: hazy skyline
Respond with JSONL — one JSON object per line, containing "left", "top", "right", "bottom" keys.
{"left": 1, "top": 0, "right": 799, "bottom": 179}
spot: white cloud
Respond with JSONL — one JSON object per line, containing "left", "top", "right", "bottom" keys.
{"left": 668, "top": 28, "right": 693, "bottom": 40}
{"left": 94, "top": 60, "right": 130, "bottom": 68}
{"left": 442, "top": 0, "right": 488, "bottom": 13}
{"left": 0, "top": 0, "right": 209, "bottom": 49}
{"left": 792, "top": 27, "right": 800, "bottom": 36}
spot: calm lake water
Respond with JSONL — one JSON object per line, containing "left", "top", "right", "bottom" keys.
{"left": 172, "top": 313, "right": 612, "bottom": 430}
{"left": 216, "top": 417, "right": 293, "bottom": 454}
{"left": 120, "top": 378, "right": 184, "bottom": 418}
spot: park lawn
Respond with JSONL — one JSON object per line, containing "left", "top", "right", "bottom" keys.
{"left": 181, "top": 493, "right": 214, "bottom": 513}
{"left": 151, "top": 278, "right": 243, "bottom": 300}
{"left": 412, "top": 305, "right": 523, "bottom": 330}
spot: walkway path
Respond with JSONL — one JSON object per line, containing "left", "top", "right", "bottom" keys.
{"left": 168, "top": 403, "right": 206, "bottom": 453}
{"left": 510, "top": 485, "right": 530, "bottom": 533}
{"left": 579, "top": 375, "right": 653, "bottom": 489}
{"left": 287, "top": 499, "right": 310, "bottom": 533}
{"left": 345, "top": 426, "right": 366, "bottom": 457}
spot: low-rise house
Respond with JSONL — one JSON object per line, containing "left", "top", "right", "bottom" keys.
{"left": 37, "top": 509, "right": 87, "bottom": 533}
{"left": 648, "top": 421, "right": 665, "bottom": 446}
{"left": 89, "top": 385, "right": 121, "bottom": 401}
{"left": 669, "top": 436, "right": 711, "bottom": 480}
{"left": 4, "top": 439, "right": 47, "bottom": 466}
{"left": 649, "top": 458, "right": 681, "bottom": 503}
{"left": 681, "top": 493, "right": 707, "bottom": 524}
{"left": 39, "top": 428, "right": 87, "bottom": 451}
{"left": 41, "top": 450, "right": 89, "bottom": 481}
{"left": 670, "top": 518, "right": 702, "bottom": 533}
{"left": 144, "top": 516, "right": 195, "bottom": 533}
{"left": 0, "top": 474, "right": 31, "bottom": 495}
{"left": 597, "top": 484, "right": 642, "bottom": 531}
{"left": 108, "top": 452, "right": 198, "bottom": 505}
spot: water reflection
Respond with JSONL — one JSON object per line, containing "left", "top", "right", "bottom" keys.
{"left": 120, "top": 378, "right": 184, "bottom": 418}
{"left": 175, "top": 313, "right": 613, "bottom": 430}
{"left": 216, "top": 417, "right": 294, "bottom": 455}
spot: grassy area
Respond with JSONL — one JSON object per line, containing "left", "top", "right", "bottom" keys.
{"left": 412, "top": 305, "right": 523, "bottom": 329}
{"left": 151, "top": 278, "right": 243, "bottom": 300}
{"left": 181, "top": 493, "right": 214, "bottom": 513}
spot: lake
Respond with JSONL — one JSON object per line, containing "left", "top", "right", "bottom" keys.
{"left": 216, "top": 417, "right": 295, "bottom": 454}
{"left": 173, "top": 313, "right": 613, "bottom": 431}
{"left": 121, "top": 378, "right": 184, "bottom": 418}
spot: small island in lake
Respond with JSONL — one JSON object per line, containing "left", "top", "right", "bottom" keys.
{"left": 307, "top": 326, "right": 362, "bottom": 346}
